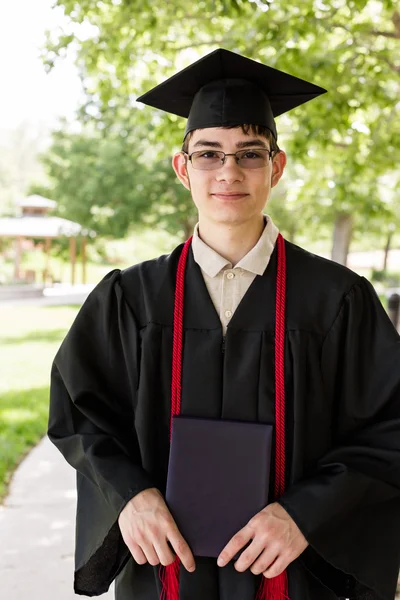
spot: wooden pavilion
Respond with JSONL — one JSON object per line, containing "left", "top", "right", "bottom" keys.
{"left": 0, "top": 195, "right": 95, "bottom": 285}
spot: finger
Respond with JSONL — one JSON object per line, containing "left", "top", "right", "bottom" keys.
{"left": 140, "top": 541, "right": 160, "bottom": 566}
{"left": 250, "top": 548, "right": 280, "bottom": 576}
{"left": 217, "top": 527, "right": 253, "bottom": 567}
{"left": 126, "top": 539, "right": 148, "bottom": 565}
{"left": 234, "top": 538, "right": 265, "bottom": 572}
{"left": 263, "top": 555, "right": 287, "bottom": 579}
{"left": 168, "top": 529, "right": 196, "bottom": 572}
{"left": 153, "top": 538, "right": 177, "bottom": 567}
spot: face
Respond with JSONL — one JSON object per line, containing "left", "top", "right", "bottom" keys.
{"left": 172, "top": 127, "right": 286, "bottom": 228}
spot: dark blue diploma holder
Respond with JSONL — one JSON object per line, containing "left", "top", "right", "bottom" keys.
{"left": 166, "top": 416, "right": 273, "bottom": 557}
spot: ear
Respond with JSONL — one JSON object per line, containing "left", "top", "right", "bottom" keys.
{"left": 172, "top": 152, "right": 191, "bottom": 191}
{"left": 271, "top": 150, "right": 287, "bottom": 188}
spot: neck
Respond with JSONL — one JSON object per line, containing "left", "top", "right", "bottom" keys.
{"left": 197, "top": 215, "right": 266, "bottom": 265}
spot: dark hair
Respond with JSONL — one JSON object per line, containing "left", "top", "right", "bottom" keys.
{"left": 181, "top": 124, "right": 280, "bottom": 155}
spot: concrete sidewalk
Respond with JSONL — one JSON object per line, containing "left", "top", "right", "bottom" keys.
{"left": 0, "top": 436, "right": 114, "bottom": 600}
{"left": 0, "top": 283, "right": 95, "bottom": 307}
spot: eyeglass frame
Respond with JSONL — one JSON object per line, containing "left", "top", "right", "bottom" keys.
{"left": 182, "top": 147, "right": 277, "bottom": 170}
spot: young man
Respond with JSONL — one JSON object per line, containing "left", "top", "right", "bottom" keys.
{"left": 48, "top": 49, "right": 400, "bottom": 600}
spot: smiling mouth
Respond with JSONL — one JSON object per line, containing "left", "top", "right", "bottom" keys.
{"left": 211, "top": 193, "right": 249, "bottom": 198}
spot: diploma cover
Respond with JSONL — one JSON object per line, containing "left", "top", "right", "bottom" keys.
{"left": 166, "top": 416, "right": 273, "bottom": 557}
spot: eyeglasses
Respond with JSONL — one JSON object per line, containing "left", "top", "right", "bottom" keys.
{"left": 184, "top": 148, "right": 274, "bottom": 171}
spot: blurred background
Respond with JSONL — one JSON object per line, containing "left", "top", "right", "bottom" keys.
{"left": 0, "top": 0, "right": 399, "bottom": 597}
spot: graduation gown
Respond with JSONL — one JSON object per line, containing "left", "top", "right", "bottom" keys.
{"left": 48, "top": 240, "right": 400, "bottom": 600}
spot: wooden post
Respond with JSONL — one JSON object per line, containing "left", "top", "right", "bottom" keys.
{"left": 14, "top": 236, "right": 22, "bottom": 280}
{"left": 44, "top": 238, "right": 51, "bottom": 283}
{"left": 81, "top": 237, "right": 87, "bottom": 284}
{"left": 70, "top": 237, "right": 77, "bottom": 285}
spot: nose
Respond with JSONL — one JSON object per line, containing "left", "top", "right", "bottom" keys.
{"left": 215, "top": 155, "right": 244, "bottom": 183}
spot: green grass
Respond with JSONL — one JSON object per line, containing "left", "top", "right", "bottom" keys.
{"left": 0, "top": 229, "right": 179, "bottom": 501}
{"left": 0, "top": 304, "right": 80, "bottom": 502}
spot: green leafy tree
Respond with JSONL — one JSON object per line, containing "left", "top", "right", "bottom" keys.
{"left": 42, "top": 0, "right": 400, "bottom": 263}
{"left": 38, "top": 120, "right": 197, "bottom": 239}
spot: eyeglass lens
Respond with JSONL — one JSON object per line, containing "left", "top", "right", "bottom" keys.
{"left": 191, "top": 149, "right": 270, "bottom": 170}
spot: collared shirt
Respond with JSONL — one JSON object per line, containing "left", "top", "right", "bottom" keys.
{"left": 192, "top": 215, "right": 279, "bottom": 335}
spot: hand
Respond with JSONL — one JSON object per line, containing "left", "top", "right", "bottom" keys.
{"left": 118, "top": 487, "right": 196, "bottom": 572}
{"left": 217, "top": 502, "right": 308, "bottom": 578}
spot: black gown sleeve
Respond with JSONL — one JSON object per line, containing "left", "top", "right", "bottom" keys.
{"left": 48, "top": 270, "right": 155, "bottom": 596}
{"left": 278, "top": 277, "right": 400, "bottom": 600}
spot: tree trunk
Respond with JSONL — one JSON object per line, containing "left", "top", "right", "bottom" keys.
{"left": 383, "top": 230, "right": 393, "bottom": 272}
{"left": 287, "top": 224, "right": 297, "bottom": 244}
{"left": 331, "top": 213, "right": 353, "bottom": 266}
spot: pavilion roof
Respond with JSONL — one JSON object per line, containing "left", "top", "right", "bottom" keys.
{"left": 17, "top": 195, "right": 57, "bottom": 209}
{"left": 0, "top": 215, "right": 93, "bottom": 239}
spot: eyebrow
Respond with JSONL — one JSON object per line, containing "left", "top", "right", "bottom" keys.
{"left": 192, "top": 138, "right": 269, "bottom": 150}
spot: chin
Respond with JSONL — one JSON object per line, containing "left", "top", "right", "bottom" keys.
{"left": 212, "top": 203, "right": 259, "bottom": 221}
{"left": 208, "top": 212, "right": 254, "bottom": 227}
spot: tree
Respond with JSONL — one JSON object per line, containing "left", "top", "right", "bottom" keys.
{"left": 42, "top": 0, "right": 400, "bottom": 262}
{"left": 38, "top": 120, "right": 197, "bottom": 239}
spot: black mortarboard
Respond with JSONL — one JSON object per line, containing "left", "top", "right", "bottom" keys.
{"left": 137, "top": 48, "right": 327, "bottom": 141}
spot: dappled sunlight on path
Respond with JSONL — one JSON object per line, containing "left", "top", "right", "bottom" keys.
{"left": 0, "top": 436, "right": 114, "bottom": 600}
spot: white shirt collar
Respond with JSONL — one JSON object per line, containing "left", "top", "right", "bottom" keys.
{"left": 191, "top": 215, "right": 279, "bottom": 278}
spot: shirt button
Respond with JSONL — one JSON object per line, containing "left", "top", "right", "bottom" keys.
{"left": 226, "top": 272, "right": 235, "bottom": 279}
{"left": 225, "top": 310, "right": 232, "bottom": 318}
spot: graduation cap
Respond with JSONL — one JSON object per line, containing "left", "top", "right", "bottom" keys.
{"left": 136, "top": 48, "right": 327, "bottom": 141}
